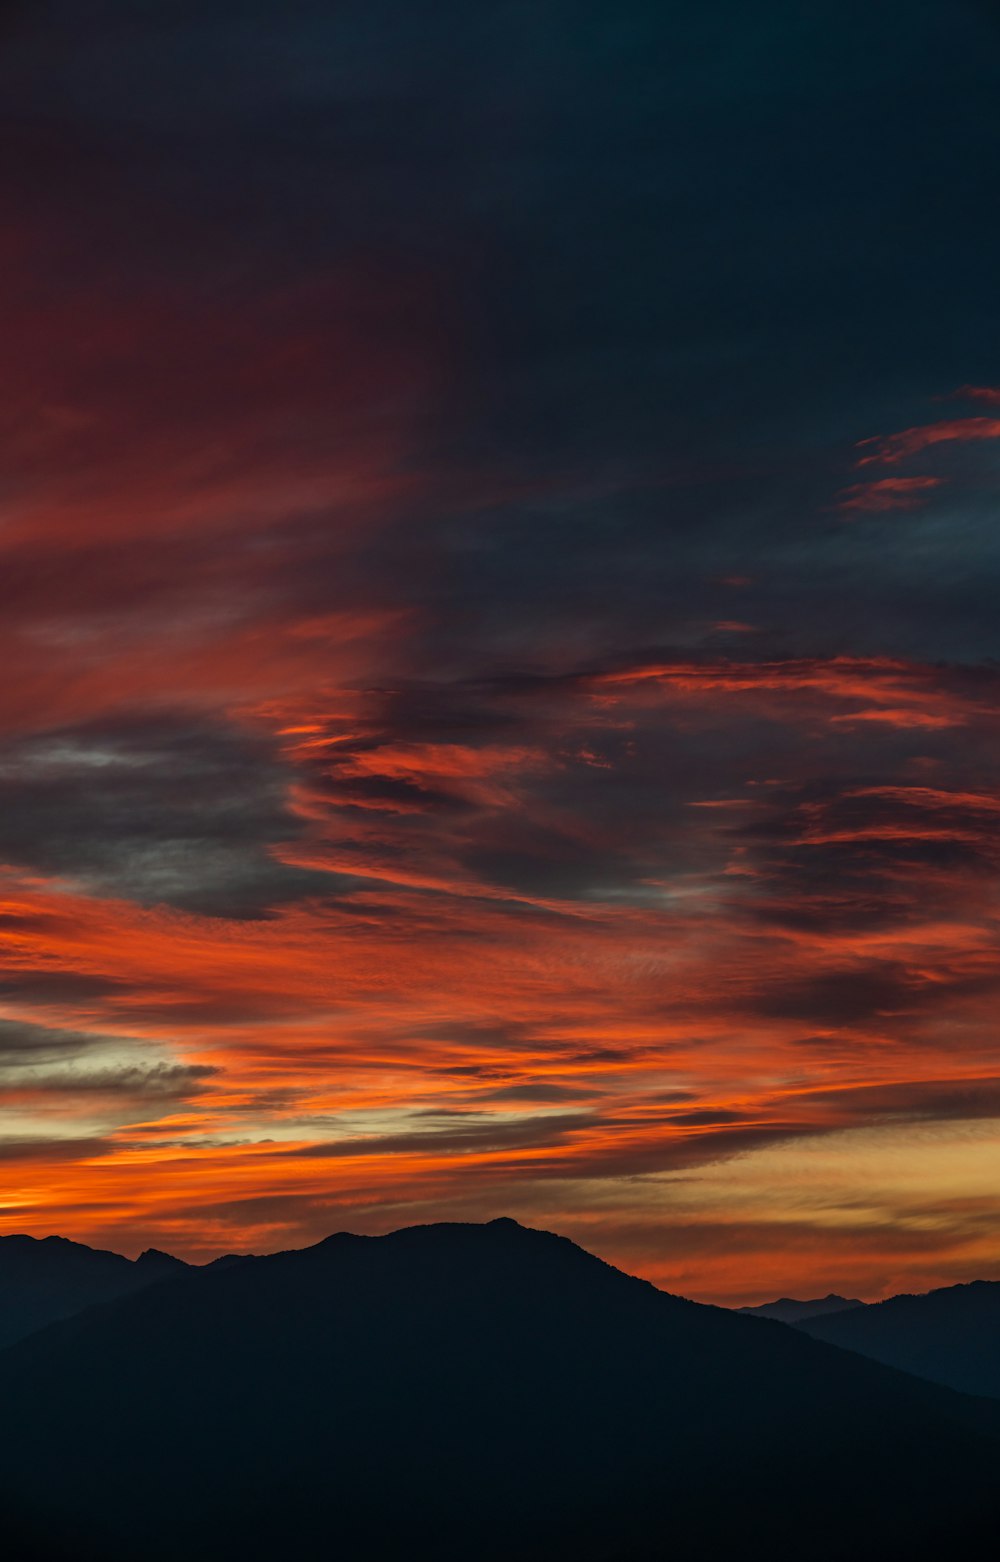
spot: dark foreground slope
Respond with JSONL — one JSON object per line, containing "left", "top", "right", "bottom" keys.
{"left": 1, "top": 1220, "right": 998, "bottom": 1562}
{"left": 799, "top": 1279, "right": 1000, "bottom": 1397}
{"left": 0, "top": 1234, "right": 187, "bottom": 1349}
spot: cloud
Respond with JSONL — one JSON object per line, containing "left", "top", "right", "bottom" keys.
{"left": 286, "top": 1111, "right": 593, "bottom": 1159}
{"left": 0, "top": 970, "right": 133, "bottom": 1005}
{"left": 0, "top": 1018, "right": 217, "bottom": 1138}
{"left": 796, "top": 1076, "right": 1000, "bottom": 1126}
{"left": 954, "top": 385, "right": 1000, "bottom": 405}
{"left": 480, "top": 1083, "right": 598, "bottom": 1103}
{"left": 0, "top": 1136, "right": 118, "bottom": 1165}
{"left": 856, "top": 416, "right": 1000, "bottom": 466}
{"left": 0, "top": 1017, "right": 108, "bottom": 1066}
{"left": 0, "top": 1062, "right": 217, "bottom": 1101}
{"left": 835, "top": 477, "right": 944, "bottom": 512}
{"left": 0, "top": 0, "right": 999, "bottom": 1306}
{"left": 0, "top": 716, "right": 331, "bottom": 917}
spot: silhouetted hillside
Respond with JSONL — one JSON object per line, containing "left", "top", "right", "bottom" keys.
{"left": 0, "top": 1233, "right": 188, "bottom": 1349}
{"left": 737, "top": 1292, "right": 863, "bottom": 1322}
{"left": 799, "top": 1279, "right": 1000, "bottom": 1398}
{"left": 0, "top": 1219, "right": 997, "bottom": 1562}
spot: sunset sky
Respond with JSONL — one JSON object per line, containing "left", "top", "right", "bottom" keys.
{"left": 2, "top": 0, "right": 1000, "bottom": 1304}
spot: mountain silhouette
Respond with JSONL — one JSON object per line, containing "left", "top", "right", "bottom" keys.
{"left": 797, "top": 1278, "right": 1000, "bottom": 1398}
{"left": 737, "top": 1292, "right": 863, "bottom": 1322}
{"left": 0, "top": 1219, "right": 997, "bottom": 1562}
{"left": 0, "top": 1233, "right": 189, "bottom": 1349}
{"left": 0, "top": 1218, "right": 993, "bottom": 1562}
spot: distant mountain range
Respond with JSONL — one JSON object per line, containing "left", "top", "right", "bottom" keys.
{"left": 795, "top": 1279, "right": 1000, "bottom": 1398}
{"left": 737, "top": 1280, "right": 1000, "bottom": 1398}
{"left": 0, "top": 1233, "right": 187, "bottom": 1349}
{"left": 0, "top": 1232, "right": 248, "bottom": 1350}
{"left": 0, "top": 1220, "right": 998, "bottom": 1560}
{"left": 737, "top": 1292, "right": 863, "bottom": 1323}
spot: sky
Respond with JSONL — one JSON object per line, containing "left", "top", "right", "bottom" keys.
{"left": 1, "top": 0, "right": 999, "bottom": 1304}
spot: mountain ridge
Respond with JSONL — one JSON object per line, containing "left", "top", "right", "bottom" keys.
{"left": 0, "top": 1218, "right": 997, "bottom": 1561}
{"left": 0, "top": 1229, "right": 194, "bottom": 1350}
{"left": 737, "top": 1291, "right": 863, "bottom": 1322}
{"left": 798, "top": 1277, "right": 1000, "bottom": 1398}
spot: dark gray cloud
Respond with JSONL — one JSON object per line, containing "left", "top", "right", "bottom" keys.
{"left": 0, "top": 1017, "right": 105, "bottom": 1066}
{"left": 0, "top": 1137, "right": 118, "bottom": 1165}
{"left": 0, "top": 1017, "right": 218, "bottom": 1109}
{"left": 0, "top": 716, "right": 329, "bottom": 916}
{"left": 287, "top": 1111, "right": 592, "bottom": 1158}
{"left": 479, "top": 1083, "right": 599, "bottom": 1104}
{"left": 0, "top": 971, "right": 135, "bottom": 1004}
{"left": 0, "top": 1062, "right": 217, "bottom": 1099}
{"left": 796, "top": 1076, "right": 1000, "bottom": 1125}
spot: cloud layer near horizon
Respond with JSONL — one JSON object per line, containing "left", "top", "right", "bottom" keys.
{"left": 1, "top": 0, "right": 1000, "bottom": 1302}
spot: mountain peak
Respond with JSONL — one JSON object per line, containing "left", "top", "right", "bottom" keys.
{"left": 135, "top": 1247, "right": 186, "bottom": 1268}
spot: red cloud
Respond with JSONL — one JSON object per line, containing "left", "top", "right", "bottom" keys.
{"left": 590, "top": 654, "right": 993, "bottom": 729}
{"left": 954, "top": 385, "right": 1000, "bottom": 406}
{"left": 835, "top": 476, "right": 943, "bottom": 512}
{"left": 857, "top": 416, "right": 1000, "bottom": 466}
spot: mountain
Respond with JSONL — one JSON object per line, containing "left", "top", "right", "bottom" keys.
{"left": 798, "top": 1279, "right": 1000, "bottom": 1398}
{"left": 738, "top": 1292, "right": 864, "bottom": 1322}
{"left": 0, "top": 1233, "right": 189, "bottom": 1349}
{"left": 0, "top": 1219, "right": 997, "bottom": 1562}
